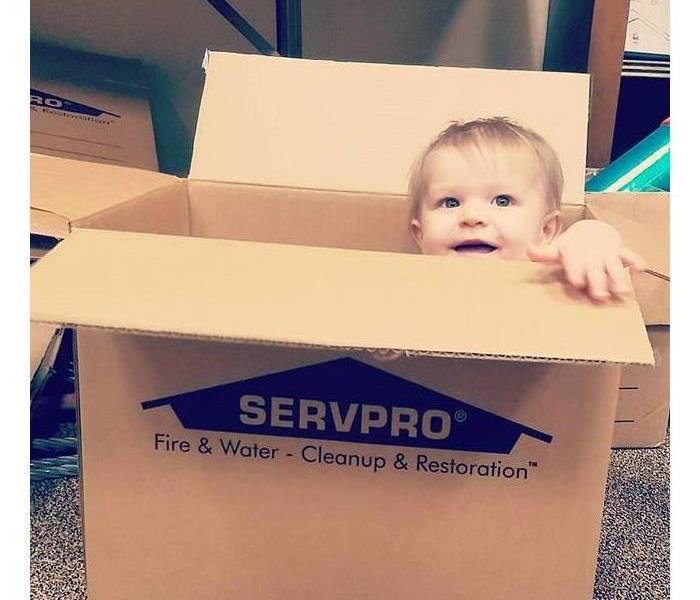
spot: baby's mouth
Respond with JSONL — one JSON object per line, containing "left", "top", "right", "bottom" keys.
{"left": 451, "top": 240, "right": 498, "bottom": 254}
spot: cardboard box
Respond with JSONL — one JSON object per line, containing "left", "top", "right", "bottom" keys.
{"left": 625, "top": 0, "right": 670, "bottom": 57}
{"left": 586, "top": 193, "right": 670, "bottom": 447}
{"left": 30, "top": 44, "right": 159, "bottom": 171}
{"left": 30, "top": 53, "right": 653, "bottom": 599}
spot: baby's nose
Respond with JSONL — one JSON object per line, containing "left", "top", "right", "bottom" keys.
{"left": 459, "top": 204, "right": 486, "bottom": 226}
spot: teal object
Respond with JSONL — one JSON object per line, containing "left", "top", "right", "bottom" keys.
{"left": 585, "top": 123, "right": 670, "bottom": 192}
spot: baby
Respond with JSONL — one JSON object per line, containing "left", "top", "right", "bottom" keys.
{"left": 409, "top": 117, "right": 645, "bottom": 301}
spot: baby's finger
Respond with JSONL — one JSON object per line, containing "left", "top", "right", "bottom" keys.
{"left": 619, "top": 247, "right": 647, "bottom": 272}
{"left": 527, "top": 243, "right": 560, "bottom": 263}
{"left": 605, "top": 256, "right": 632, "bottom": 297}
{"left": 585, "top": 262, "right": 611, "bottom": 301}
{"left": 561, "top": 253, "right": 587, "bottom": 289}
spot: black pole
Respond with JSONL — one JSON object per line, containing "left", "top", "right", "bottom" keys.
{"left": 276, "top": 0, "right": 302, "bottom": 58}
{"left": 542, "top": 0, "right": 596, "bottom": 72}
{"left": 206, "top": 0, "right": 279, "bottom": 56}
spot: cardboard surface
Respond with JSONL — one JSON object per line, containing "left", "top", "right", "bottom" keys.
{"left": 78, "top": 329, "right": 620, "bottom": 600}
{"left": 188, "top": 181, "right": 416, "bottom": 253}
{"left": 585, "top": 192, "right": 669, "bottom": 326}
{"left": 31, "top": 45, "right": 159, "bottom": 170}
{"left": 614, "top": 326, "right": 670, "bottom": 448}
{"left": 586, "top": 192, "right": 669, "bottom": 278}
{"left": 630, "top": 270, "right": 670, "bottom": 326}
{"left": 30, "top": 153, "right": 177, "bottom": 239}
{"left": 192, "top": 52, "right": 590, "bottom": 204}
{"left": 32, "top": 228, "right": 652, "bottom": 365}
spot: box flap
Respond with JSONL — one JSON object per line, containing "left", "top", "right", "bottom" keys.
{"left": 30, "top": 207, "right": 70, "bottom": 239}
{"left": 31, "top": 229, "right": 652, "bottom": 365}
{"left": 585, "top": 192, "right": 669, "bottom": 279}
{"left": 30, "top": 153, "right": 178, "bottom": 236}
{"left": 191, "top": 52, "right": 589, "bottom": 204}
{"left": 630, "top": 271, "right": 669, "bottom": 326}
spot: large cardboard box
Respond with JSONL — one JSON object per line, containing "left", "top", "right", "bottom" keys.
{"left": 586, "top": 193, "right": 670, "bottom": 448}
{"left": 30, "top": 53, "right": 653, "bottom": 599}
{"left": 30, "top": 45, "right": 158, "bottom": 172}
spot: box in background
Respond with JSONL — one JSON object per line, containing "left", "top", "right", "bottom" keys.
{"left": 616, "top": 325, "right": 669, "bottom": 447}
{"left": 624, "top": 0, "right": 669, "bottom": 57}
{"left": 586, "top": 192, "right": 670, "bottom": 448}
{"left": 30, "top": 44, "right": 158, "bottom": 172}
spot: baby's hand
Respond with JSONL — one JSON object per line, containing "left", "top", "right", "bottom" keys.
{"left": 527, "top": 220, "right": 646, "bottom": 302}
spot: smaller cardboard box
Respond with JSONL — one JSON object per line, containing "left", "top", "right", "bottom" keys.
{"left": 30, "top": 52, "right": 654, "bottom": 600}
{"left": 586, "top": 193, "right": 670, "bottom": 448}
{"left": 30, "top": 45, "right": 159, "bottom": 171}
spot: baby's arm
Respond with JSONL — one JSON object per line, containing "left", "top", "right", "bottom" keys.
{"left": 527, "top": 220, "right": 646, "bottom": 301}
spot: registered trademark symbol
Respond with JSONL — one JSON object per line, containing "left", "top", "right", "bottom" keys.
{"left": 454, "top": 409, "right": 467, "bottom": 423}
{"left": 529, "top": 461, "right": 538, "bottom": 467}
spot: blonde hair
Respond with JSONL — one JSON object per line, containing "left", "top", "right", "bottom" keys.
{"left": 409, "top": 117, "right": 563, "bottom": 216}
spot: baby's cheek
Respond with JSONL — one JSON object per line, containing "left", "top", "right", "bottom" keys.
{"left": 422, "top": 220, "right": 452, "bottom": 253}
{"left": 500, "top": 227, "right": 534, "bottom": 260}
{"left": 499, "top": 246, "right": 528, "bottom": 261}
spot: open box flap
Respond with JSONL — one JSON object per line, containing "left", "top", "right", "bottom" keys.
{"left": 31, "top": 229, "right": 652, "bottom": 365}
{"left": 30, "top": 207, "right": 70, "bottom": 240}
{"left": 192, "top": 52, "right": 589, "bottom": 204}
{"left": 586, "top": 192, "right": 669, "bottom": 279}
{"left": 30, "top": 153, "right": 178, "bottom": 237}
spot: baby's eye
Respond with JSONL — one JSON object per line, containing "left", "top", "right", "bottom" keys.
{"left": 492, "top": 194, "right": 513, "bottom": 207}
{"left": 441, "top": 197, "right": 460, "bottom": 208}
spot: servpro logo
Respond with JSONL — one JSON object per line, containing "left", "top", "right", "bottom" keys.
{"left": 239, "top": 395, "right": 453, "bottom": 440}
{"left": 141, "top": 357, "right": 552, "bottom": 454}
{"left": 30, "top": 88, "right": 121, "bottom": 122}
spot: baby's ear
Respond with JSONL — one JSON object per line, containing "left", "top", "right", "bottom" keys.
{"left": 541, "top": 210, "right": 561, "bottom": 245}
{"left": 410, "top": 218, "right": 423, "bottom": 247}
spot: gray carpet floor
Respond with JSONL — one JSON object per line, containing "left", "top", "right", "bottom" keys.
{"left": 30, "top": 431, "right": 670, "bottom": 600}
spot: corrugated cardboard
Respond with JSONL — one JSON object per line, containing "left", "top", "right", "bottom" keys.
{"left": 614, "top": 326, "right": 670, "bottom": 448}
{"left": 192, "top": 52, "right": 590, "bottom": 203}
{"left": 29, "top": 153, "right": 178, "bottom": 254}
{"left": 76, "top": 331, "right": 622, "bottom": 600}
{"left": 32, "top": 228, "right": 651, "bottom": 365}
{"left": 586, "top": 192, "right": 670, "bottom": 447}
{"left": 586, "top": 192, "right": 669, "bottom": 324}
{"left": 30, "top": 52, "right": 654, "bottom": 600}
{"left": 30, "top": 45, "right": 159, "bottom": 171}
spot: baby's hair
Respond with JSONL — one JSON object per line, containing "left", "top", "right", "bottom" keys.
{"left": 408, "top": 117, "right": 564, "bottom": 216}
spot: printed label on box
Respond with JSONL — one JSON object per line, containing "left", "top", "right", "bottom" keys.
{"left": 30, "top": 88, "right": 121, "bottom": 123}
{"left": 142, "top": 357, "right": 552, "bottom": 481}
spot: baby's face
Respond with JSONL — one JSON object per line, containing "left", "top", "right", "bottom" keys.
{"left": 411, "top": 144, "right": 559, "bottom": 260}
